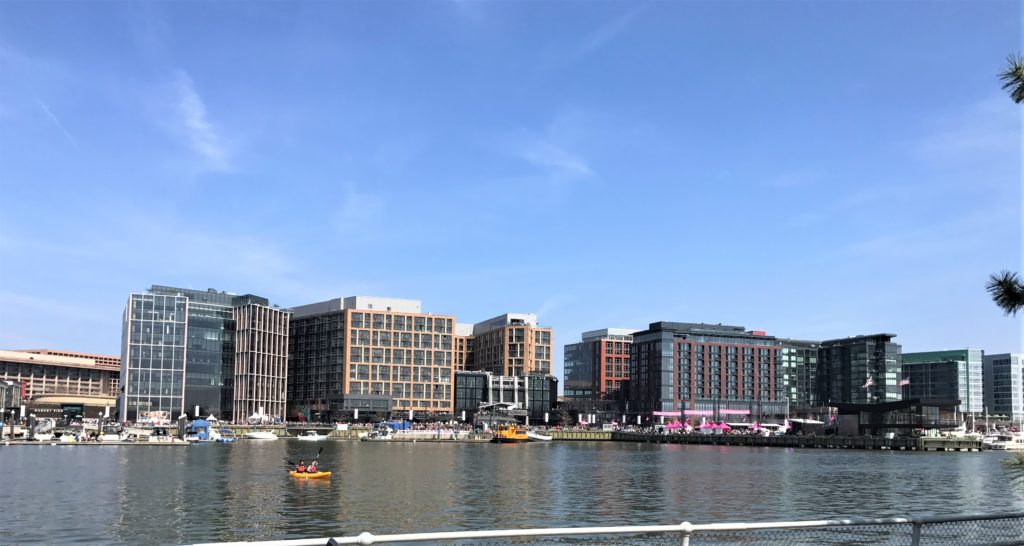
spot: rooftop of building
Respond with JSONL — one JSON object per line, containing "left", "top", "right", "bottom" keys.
{"left": 290, "top": 296, "right": 425, "bottom": 319}
{"left": 581, "top": 328, "right": 638, "bottom": 342}
{"left": 636, "top": 322, "right": 776, "bottom": 340}
{"left": 820, "top": 333, "right": 898, "bottom": 345}
{"left": 902, "top": 349, "right": 980, "bottom": 363}
{"left": 146, "top": 285, "right": 270, "bottom": 307}
{"left": 454, "top": 323, "right": 474, "bottom": 337}
{"left": 472, "top": 313, "right": 542, "bottom": 335}
{"left": 0, "top": 349, "right": 120, "bottom": 371}
{"left": 17, "top": 349, "right": 120, "bottom": 362}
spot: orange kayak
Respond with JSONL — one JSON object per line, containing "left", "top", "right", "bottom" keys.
{"left": 289, "top": 470, "right": 331, "bottom": 479}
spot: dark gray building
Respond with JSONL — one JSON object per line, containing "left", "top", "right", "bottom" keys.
{"left": 780, "top": 339, "right": 820, "bottom": 407}
{"left": 818, "top": 334, "right": 902, "bottom": 405}
{"left": 120, "top": 286, "right": 288, "bottom": 423}
{"left": 454, "top": 370, "right": 556, "bottom": 424}
{"left": 902, "top": 349, "right": 983, "bottom": 415}
{"left": 627, "top": 322, "right": 787, "bottom": 421}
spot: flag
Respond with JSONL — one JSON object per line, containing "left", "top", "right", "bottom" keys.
{"left": 898, "top": 378, "right": 910, "bottom": 386}
{"left": 863, "top": 375, "right": 873, "bottom": 389}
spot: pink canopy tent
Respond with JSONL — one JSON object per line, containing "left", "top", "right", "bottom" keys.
{"left": 665, "top": 421, "right": 684, "bottom": 430}
{"left": 700, "top": 422, "right": 714, "bottom": 429}
{"left": 718, "top": 422, "right": 732, "bottom": 432}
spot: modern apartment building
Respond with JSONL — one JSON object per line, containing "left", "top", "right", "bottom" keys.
{"left": 119, "top": 286, "right": 289, "bottom": 423}
{"left": 471, "top": 313, "right": 552, "bottom": 377}
{"left": 288, "top": 296, "right": 455, "bottom": 420}
{"left": 563, "top": 328, "right": 636, "bottom": 400}
{"left": 627, "top": 322, "right": 787, "bottom": 420}
{"left": 779, "top": 340, "right": 819, "bottom": 407}
{"left": 818, "top": 334, "right": 902, "bottom": 405}
{"left": 454, "top": 323, "right": 475, "bottom": 372}
{"left": 983, "top": 353, "right": 1023, "bottom": 421}
{"left": 902, "top": 349, "right": 984, "bottom": 414}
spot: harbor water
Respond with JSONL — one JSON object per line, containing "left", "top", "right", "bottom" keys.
{"left": 2, "top": 440, "right": 1022, "bottom": 544}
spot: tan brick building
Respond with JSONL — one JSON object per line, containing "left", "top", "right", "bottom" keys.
{"left": 470, "top": 313, "right": 552, "bottom": 377}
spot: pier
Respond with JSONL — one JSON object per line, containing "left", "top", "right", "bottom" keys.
{"left": 612, "top": 432, "right": 984, "bottom": 451}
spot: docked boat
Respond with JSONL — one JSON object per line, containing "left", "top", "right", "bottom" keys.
{"left": 244, "top": 429, "right": 278, "bottom": 440}
{"left": 360, "top": 424, "right": 394, "bottom": 441}
{"left": 492, "top": 424, "right": 528, "bottom": 443}
{"left": 289, "top": 470, "right": 332, "bottom": 479}
{"left": 985, "top": 433, "right": 1024, "bottom": 451}
{"left": 526, "top": 430, "right": 552, "bottom": 442}
{"left": 296, "top": 430, "right": 328, "bottom": 441}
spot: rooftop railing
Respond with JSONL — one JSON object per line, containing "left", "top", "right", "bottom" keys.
{"left": 191, "top": 511, "right": 1024, "bottom": 546}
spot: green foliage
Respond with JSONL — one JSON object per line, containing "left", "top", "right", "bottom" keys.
{"left": 986, "top": 271, "right": 1024, "bottom": 316}
{"left": 1000, "top": 53, "right": 1024, "bottom": 103}
{"left": 1004, "top": 452, "right": 1024, "bottom": 486}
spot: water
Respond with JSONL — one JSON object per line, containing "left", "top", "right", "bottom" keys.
{"left": 1, "top": 441, "right": 1022, "bottom": 544}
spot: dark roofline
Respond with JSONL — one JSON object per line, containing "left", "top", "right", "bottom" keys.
{"left": 821, "top": 333, "right": 898, "bottom": 344}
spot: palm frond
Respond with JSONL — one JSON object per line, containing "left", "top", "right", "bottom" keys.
{"left": 987, "top": 270, "right": 1024, "bottom": 316}
{"left": 999, "top": 53, "right": 1024, "bottom": 104}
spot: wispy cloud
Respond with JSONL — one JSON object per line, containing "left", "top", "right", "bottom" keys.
{"left": 519, "top": 138, "right": 593, "bottom": 179}
{"left": 914, "top": 95, "right": 1018, "bottom": 161}
{"left": 573, "top": 4, "right": 647, "bottom": 61}
{"left": 172, "top": 69, "right": 230, "bottom": 171}
{"left": 34, "top": 97, "right": 77, "bottom": 147}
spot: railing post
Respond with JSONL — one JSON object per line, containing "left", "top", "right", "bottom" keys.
{"left": 680, "top": 522, "right": 693, "bottom": 546}
{"left": 910, "top": 520, "right": 922, "bottom": 546}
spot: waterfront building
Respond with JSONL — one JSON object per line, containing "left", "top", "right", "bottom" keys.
{"left": 454, "top": 323, "right": 475, "bottom": 372}
{"left": 626, "top": 322, "right": 787, "bottom": 421}
{"left": 817, "top": 334, "right": 902, "bottom": 405}
{"left": 902, "top": 349, "right": 984, "bottom": 415}
{"left": 779, "top": 340, "right": 820, "bottom": 407}
{"left": 288, "top": 296, "right": 454, "bottom": 421}
{"left": 563, "top": 328, "right": 637, "bottom": 400}
{"left": 0, "top": 349, "right": 120, "bottom": 421}
{"left": 470, "top": 313, "right": 552, "bottom": 377}
{"left": 983, "top": 353, "right": 1023, "bottom": 421}
{"left": 835, "top": 398, "right": 960, "bottom": 436}
{"left": 119, "top": 286, "right": 289, "bottom": 423}
{"left": 453, "top": 370, "right": 557, "bottom": 424}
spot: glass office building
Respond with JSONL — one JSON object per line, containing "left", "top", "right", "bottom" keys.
{"left": 120, "top": 286, "right": 287, "bottom": 422}
{"left": 818, "top": 334, "right": 902, "bottom": 405}
{"left": 902, "top": 349, "right": 983, "bottom": 414}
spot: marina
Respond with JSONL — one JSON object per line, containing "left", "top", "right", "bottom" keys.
{"left": 2, "top": 440, "right": 1023, "bottom": 544}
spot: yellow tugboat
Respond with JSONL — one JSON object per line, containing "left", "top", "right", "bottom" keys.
{"left": 492, "top": 424, "right": 528, "bottom": 443}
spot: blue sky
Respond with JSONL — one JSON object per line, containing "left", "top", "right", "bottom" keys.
{"left": 0, "top": 1, "right": 1021, "bottom": 376}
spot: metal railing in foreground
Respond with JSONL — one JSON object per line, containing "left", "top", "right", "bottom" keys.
{"left": 192, "top": 511, "right": 1024, "bottom": 546}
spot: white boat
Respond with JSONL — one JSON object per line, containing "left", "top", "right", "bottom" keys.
{"left": 244, "top": 430, "right": 278, "bottom": 440}
{"left": 360, "top": 424, "right": 393, "bottom": 441}
{"left": 296, "top": 430, "right": 328, "bottom": 441}
{"left": 526, "top": 430, "right": 552, "bottom": 442}
{"left": 985, "top": 433, "right": 1024, "bottom": 451}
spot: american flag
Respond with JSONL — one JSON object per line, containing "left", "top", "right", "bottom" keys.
{"left": 862, "top": 375, "right": 873, "bottom": 389}
{"left": 898, "top": 378, "right": 910, "bottom": 386}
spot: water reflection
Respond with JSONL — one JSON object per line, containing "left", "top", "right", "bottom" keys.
{"left": 2, "top": 441, "right": 1023, "bottom": 544}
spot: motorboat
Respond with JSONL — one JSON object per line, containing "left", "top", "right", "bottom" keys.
{"left": 244, "top": 429, "right": 278, "bottom": 440}
{"left": 492, "top": 424, "right": 528, "bottom": 443}
{"left": 526, "top": 430, "right": 552, "bottom": 442}
{"left": 296, "top": 430, "right": 329, "bottom": 441}
{"left": 216, "top": 429, "right": 236, "bottom": 443}
{"left": 985, "top": 432, "right": 1024, "bottom": 451}
{"left": 360, "top": 423, "right": 394, "bottom": 441}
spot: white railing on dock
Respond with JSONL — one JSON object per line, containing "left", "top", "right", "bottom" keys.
{"left": 191, "top": 511, "right": 1024, "bottom": 545}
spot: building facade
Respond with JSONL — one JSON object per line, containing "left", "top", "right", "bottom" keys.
{"left": 232, "top": 303, "right": 290, "bottom": 421}
{"left": 902, "top": 349, "right": 983, "bottom": 415}
{"left": 563, "top": 328, "right": 636, "bottom": 400}
{"left": 0, "top": 349, "right": 120, "bottom": 421}
{"left": 453, "top": 370, "right": 557, "bottom": 423}
{"left": 779, "top": 340, "right": 820, "bottom": 407}
{"left": 471, "top": 313, "right": 552, "bottom": 377}
{"left": 983, "top": 353, "right": 1023, "bottom": 421}
{"left": 120, "top": 286, "right": 288, "bottom": 423}
{"left": 0, "top": 349, "right": 120, "bottom": 399}
{"left": 627, "top": 322, "right": 787, "bottom": 419}
{"left": 818, "top": 334, "right": 902, "bottom": 405}
{"left": 288, "top": 296, "right": 455, "bottom": 420}
{"left": 454, "top": 323, "right": 475, "bottom": 372}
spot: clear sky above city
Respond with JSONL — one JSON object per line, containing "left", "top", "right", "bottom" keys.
{"left": 0, "top": 1, "right": 1021, "bottom": 378}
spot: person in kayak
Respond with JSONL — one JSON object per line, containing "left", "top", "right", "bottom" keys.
{"left": 306, "top": 460, "right": 318, "bottom": 473}
{"left": 296, "top": 460, "right": 306, "bottom": 473}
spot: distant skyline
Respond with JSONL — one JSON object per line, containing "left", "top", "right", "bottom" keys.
{"left": 0, "top": 2, "right": 1021, "bottom": 379}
